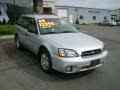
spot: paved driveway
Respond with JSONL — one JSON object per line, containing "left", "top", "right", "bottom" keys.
{"left": 0, "top": 25, "right": 120, "bottom": 90}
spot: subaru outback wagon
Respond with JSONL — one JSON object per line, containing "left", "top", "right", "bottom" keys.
{"left": 15, "top": 14, "right": 108, "bottom": 73}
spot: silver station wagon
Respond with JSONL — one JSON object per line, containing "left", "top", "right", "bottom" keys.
{"left": 15, "top": 14, "right": 108, "bottom": 73}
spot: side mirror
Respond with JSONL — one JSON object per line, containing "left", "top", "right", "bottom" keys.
{"left": 74, "top": 24, "right": 80, "bottom": 30}
{"left": 76, "top": 27, "right": 80, "bottom": 30}
{"left": 28, "top": 29, "right": 36, "bottom": 33}
{"left": 28, "top": 25, "right": 38, "bottom": 34}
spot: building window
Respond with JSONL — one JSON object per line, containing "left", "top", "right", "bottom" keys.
{"left": 93, "top": 16, "right": 96, "bottom": 20}
{"left": 104, "top": 16, "right": 107, "bottom": 20}
{"left": 43, "top": 7, "right": 52, "bottom": 13}
{"left": 80, "top": 15, "right": 84, "bottom": 20}
{"left": 111, "top": 17, "right": 113, "bottom": 20}
{"left": 74, "top": 8, "right": 78, "bottom": 11}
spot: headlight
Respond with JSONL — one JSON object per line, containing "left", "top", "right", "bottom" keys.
{"left": 58, "top": 48, "right": 79, "bottom": 57}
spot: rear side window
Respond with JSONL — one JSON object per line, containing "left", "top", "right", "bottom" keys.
{"left": 17, "top": 16, "right": 38, "bottom": 33}
{"left": 16, "top": 17, "right": 29, "bottom": 29}
{"left": 17, "top": 17, "right": 24, "bottom": 26}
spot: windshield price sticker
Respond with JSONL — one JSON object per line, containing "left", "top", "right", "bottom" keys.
{"left": 38, "top": 19, "right": 55, "bottom": 27}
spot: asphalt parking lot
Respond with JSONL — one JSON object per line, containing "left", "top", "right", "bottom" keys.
{"left": 0, "top": 25, "right": 120, "bottom": 90}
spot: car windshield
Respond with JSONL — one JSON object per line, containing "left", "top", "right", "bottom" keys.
{"left": 37, "top": 18, "right": 78, "bottom": 35}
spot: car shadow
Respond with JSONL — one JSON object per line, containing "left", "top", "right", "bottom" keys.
{"left": 2, "top": 40, "right": 95, "bottom": 82}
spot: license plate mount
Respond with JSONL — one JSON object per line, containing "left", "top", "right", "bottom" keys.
{"left": 91, "top": 59, "right": 100, "bottom": 66}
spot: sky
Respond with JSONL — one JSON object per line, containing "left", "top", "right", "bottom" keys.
{"left": 54, "top": 0, "right": 120, "bottom": 9}
{"left": 0, "top": 0, "right": 120, "bottom": 10}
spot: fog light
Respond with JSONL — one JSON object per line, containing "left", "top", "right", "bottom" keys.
{"left": 65, "top": 66, "right": 72, "bottom": 72}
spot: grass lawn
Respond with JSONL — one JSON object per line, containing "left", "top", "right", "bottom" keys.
{"left": 0, "top": 24, "right": 15, "bottom": 35}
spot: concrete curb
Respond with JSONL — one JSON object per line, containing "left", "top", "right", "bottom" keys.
{"left": 0, "top": 35, "right": 14, "bottom": 40}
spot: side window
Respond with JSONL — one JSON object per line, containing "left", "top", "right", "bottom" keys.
{"left": 22, "top": 17, "right": 29, "bottom": 28}
{"left": 17, "top": 17, "right": 29, "bottom": 29}
{"left": 80, "top": 15, "right": 84, "bottom": 20}
{"left": 27, "top": 18, "right": 38, "bottom": 34}
{"left": 17, "top": 17, "right": 24, "bottom": 26}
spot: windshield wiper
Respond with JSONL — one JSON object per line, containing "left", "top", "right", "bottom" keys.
{"left": 59, "top": 31, "right": 75, "bottom": 33}
{"left": 42, "top": 31, "right": 76, "bottom": 35}
{"left": 42, "top": 32, "right": 59, "bottom": 35}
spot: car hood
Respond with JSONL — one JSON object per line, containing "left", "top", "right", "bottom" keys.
{"left": 43, "top": 32, "right": 103, "bottom": 53}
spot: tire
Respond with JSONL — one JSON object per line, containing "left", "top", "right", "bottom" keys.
{"left": 15, "top": 35, "right": 22, "bottom": 50}
{"left": 38, "top": 49, "right": 52, "bottom": 73}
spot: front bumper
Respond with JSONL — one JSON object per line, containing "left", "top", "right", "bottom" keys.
{"left": 51, "top": 50, "right": 108, "bottom": 73}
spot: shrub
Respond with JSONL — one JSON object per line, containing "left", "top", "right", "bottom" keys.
{"left": 0, "top": 24, "right": 15, "bottom": 35}
{"left": 75, "top": 18, "right": 79, "bottom": 24}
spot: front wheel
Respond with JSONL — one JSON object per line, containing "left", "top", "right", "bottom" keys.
{"left": 15, "top": 35, "right": 22, "bottom": 49}
{"left": 38, "top": 49, "right": 52, "bottom": 73}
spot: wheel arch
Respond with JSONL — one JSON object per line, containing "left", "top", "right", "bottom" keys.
{"left": 15, "top": 33, "right": 18, "bottom": 40}
{"left": 37, "top": 45, "right": 50, "bottom": 57}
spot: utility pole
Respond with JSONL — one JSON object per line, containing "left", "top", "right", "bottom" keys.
{"left": 33, "top": 0, "right": 43, "bottom": 14}
{"left": 14, "top": 0, "right": 16, "bottom": 23}
{"left": 119, "top": 9, "right": 120, "bottom": 21}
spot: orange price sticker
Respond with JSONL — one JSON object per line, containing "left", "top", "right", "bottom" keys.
{"left": 38, "top": 19, "right": 55, "bottom": 27}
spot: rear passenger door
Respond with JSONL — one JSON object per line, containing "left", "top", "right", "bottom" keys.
{"left": 23, "top": 17, "right": 38, "bottom": 52}
{"left": 16, "top": 17, "right": 29, "bottom": 46}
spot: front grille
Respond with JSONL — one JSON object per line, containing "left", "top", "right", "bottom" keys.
{"left": 81, "top": 49, "right": 102, "bottom": 57}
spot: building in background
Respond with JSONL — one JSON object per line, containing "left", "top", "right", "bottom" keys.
{"left": 43, "top": 1, "right": 119, "bottom": 24}
{"left": 56, "top": 6, "right": 119, "bottom": 24}
{"left": 0, "top": 0, "right": 120, "bottom": 24}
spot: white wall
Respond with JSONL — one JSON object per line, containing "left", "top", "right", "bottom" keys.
{"left": 77, "top": 8, "right": 119, "bottom": 24}
{"left": 56, "top": 6, "right": 120, "bottom": 24}
{"left": 78, "top": 8, "right": 109, "bottom": 24}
